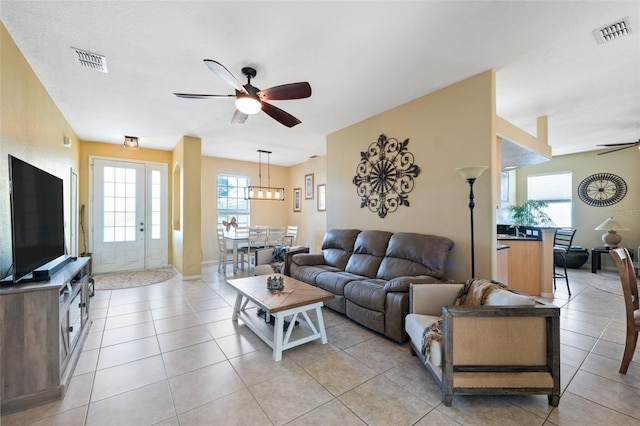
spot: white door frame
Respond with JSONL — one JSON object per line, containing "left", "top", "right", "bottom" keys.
{"left": 89, "top": 156, "right": 168, "bottom": 273}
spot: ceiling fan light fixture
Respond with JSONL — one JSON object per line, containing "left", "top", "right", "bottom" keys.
{"left": 235, "top": 95, "right": 261, "bottom": 114}
{"left": 123, "top": 135, "right": 139, "bottom": 150}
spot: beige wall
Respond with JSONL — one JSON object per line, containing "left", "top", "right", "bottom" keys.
{"left": 200, "top": 155, "right": 327, "bottom": 261}
{"left": 170, "top": 136, "right": 204, "bottom": 277}
{"left": 327, "top": 71, "right": 498, "bottom": 282}
{"left": 181, "top": 137, "right": 202, "bottom": 278}
{"left": 515, "top": 150, "right": 640, "bottom": 270}
{"left": 171, "top": 141, "right": 184, "bottom": 273}
{"left": 0, "top": 23, "right": 81, "bottom": 274}
{"left": 287, "top": 156, "right": 327, "bottom": 252}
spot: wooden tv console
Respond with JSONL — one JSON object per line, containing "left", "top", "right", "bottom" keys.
{"left": 0, "top": 256, "right": 92, "bottom": 414}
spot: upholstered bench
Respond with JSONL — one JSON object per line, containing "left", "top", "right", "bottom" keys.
{"left": 405, "top": 282, "right": 561, "bottom": 406}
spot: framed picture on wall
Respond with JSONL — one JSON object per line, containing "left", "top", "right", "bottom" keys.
{"left": 305, "top": 173, "right": 314, "bottom": 199}
{"left": 317, "top": 184, "right": 326, "bottom": 211}
{"left": 293, "top": 188, "right": 302, "bottom": 212}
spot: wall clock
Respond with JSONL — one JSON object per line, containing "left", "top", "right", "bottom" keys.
{"left": 352, "top": 134, "right": 421, "bottom": 218}
{"left": 577, "top": 172, "right": 627, "bottom": 207}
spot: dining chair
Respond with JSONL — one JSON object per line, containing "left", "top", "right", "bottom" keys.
{"left": 241, "top": 227, "right": 267, "bottom": 269}
{"left": 611, "top": 247, "right": 640, "bottom": 374}
{"left": 216, "top": 227, "right": 237, "bottom": 274}
{"left": 285, "top": 225, "right": 298, "bottom": 246}
{"left": 232, "top": 227, "right": 250, "bottom": 271}
{"left": 553, "top": 228, "right": 576, "bottom": 295}
{"left": 267, "top": 227, "right": 286, "bottom": 247}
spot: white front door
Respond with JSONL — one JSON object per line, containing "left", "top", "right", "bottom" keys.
{"left": 91, "top": 158, "right": 168, "bottom": 274}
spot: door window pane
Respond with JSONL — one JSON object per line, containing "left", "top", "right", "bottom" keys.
{"left": 151, "top": 170, "right": 161, "bottom": 239}
{"left": 103, "top": 166, "right": 137, "bottom": 242}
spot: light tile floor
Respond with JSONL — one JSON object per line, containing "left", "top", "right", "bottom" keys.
{"left": 2, "top": 264, "right": 640, "bottom": 425}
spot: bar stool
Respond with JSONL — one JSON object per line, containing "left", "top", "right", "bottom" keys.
{"left": 553, "top": 228, "right": 576, "bottom": 295}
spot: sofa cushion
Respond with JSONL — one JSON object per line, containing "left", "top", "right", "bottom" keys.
{"left": 484, "top": 289, "right": 536, "bottom": 306}
{"left": 290, "top": 265, "right": 341, "bottom": 285}
{"left": 321, "top": 229, "right": 360, "bottom": 269}
{"left": 344, "top": 230, "right": 392, "bottom": 278}
{"left": 345, "top": 254, "right": 381, "bottom": 278}
{"left": 346, "top": 300, "right": 385, "bottom": 334}
{"left": 377, "top": 233, "right": 454, "bottom": 280}
{"left": 315, "top": 271, "right": 362, "bottom": 295}
{"left": 344, "top": 280, "right": 387, "bottom": 312}
{"left": 353, "top": 230, "right": 392, "bottom": 256}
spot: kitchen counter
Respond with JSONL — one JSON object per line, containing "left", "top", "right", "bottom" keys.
{"left": 497, "top": 234, "right": 541, "bottom": 241}
{"left": 497, "top": 237, "right": 542, "bottom": 296}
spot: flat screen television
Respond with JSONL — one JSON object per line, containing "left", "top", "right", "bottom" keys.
{"left": 9, "top": 155, "right": 68, "bottom": 283}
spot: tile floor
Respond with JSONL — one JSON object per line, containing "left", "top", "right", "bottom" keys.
{"left": 2, "top": 264, "right": 640, "bottom": 425}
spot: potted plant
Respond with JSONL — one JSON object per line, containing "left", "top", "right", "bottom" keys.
{"left": 510, "top": 200, "right": 553, "bottom": 226}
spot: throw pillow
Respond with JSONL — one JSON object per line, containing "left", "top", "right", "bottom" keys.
{"left": 484, "top": 289, "right": 536, "bottom": 306}
{"left": 271, "top": 245, "right": 289, "bottom": 263}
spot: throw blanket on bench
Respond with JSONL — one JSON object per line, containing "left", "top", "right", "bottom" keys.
{"left": 420, "top": 278, "right": 507, "bottom": 360}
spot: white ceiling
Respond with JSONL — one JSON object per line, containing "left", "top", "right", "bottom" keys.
{"left": 1, "top": 1, "right": 639, "bottom": 166}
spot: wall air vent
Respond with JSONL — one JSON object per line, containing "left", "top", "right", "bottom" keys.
{"left": 71, "top": 47, "right": 108, "bottom": 72}
{"left": 593, "top": 17, "right": 631, "bottom": 44}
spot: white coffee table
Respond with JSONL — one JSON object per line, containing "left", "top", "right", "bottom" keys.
{"left": 227, "top": 274, "right": 334, "bottom": 361}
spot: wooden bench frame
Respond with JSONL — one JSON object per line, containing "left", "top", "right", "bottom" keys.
{"left": 410, "top": 304, "right": 560, "bottom": 406}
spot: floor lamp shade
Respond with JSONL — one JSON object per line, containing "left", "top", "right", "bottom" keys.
{"left": 455, "top": 166, "right": 488, "bottom": 181}
{"left": 455, "top": 165, "right": 488, "bottom": 278}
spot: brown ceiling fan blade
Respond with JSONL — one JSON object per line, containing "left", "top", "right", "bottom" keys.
{"left": 174, "top": 93, "right": 235, "bottom": 99}
{"left": 597, "top": 145, "right": 635, "bottom": 155}
{"left": 231, "top": 109, "right": 248, "bottom": 124}
{"left": 258, "top": 82, "right": 311, "bottom": 101}
{"left": 597, "top": 139, "right": 640, "bottom": 147}
{"left": 261, "top": 101, "right": 301, "bottom": 127}
{"left": 204, "top": 60, "right": 248, "bottom": 94}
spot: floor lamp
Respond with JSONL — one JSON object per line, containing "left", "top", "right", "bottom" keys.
{"left": 455, "top": 166, "right": 488, "bottom": 278}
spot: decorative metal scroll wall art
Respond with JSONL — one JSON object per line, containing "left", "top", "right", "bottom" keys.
{"left": 352, "top": 134, "right": 421, "bottom": 218}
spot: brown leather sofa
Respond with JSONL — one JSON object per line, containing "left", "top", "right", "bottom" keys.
{"left": 289, "top": 229, "right": 454, "bottom": 342}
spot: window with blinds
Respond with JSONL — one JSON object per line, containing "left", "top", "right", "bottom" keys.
{"left": 527, "top": 172, "right": 572, "bottom": 227}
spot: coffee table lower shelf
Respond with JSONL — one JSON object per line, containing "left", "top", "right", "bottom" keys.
{"left": 232, "top": 296, "right": 328, "bottom": 362}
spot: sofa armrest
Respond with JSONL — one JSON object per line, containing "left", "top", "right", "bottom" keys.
{"left": 383, "top": 276, "right": 442, "bottom": 292}
{"left": 291, "top": 253, "right": 326, "bottom": 266}
{"left": 283, "top": 246, "right": 310, "bottom": 276}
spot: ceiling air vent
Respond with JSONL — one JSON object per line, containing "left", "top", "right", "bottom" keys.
{"left": 593, "top": 17, "right": 631, "bottom": 44}
{"left": 71, "top": 47, "right": 108, "bottom": 73}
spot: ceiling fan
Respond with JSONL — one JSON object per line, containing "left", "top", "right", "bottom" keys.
{"left": 597, "top": 138, "right": 640, "bottom": 155}
{"left": 174, "top": 60, "right": 311, "bottom": 128}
